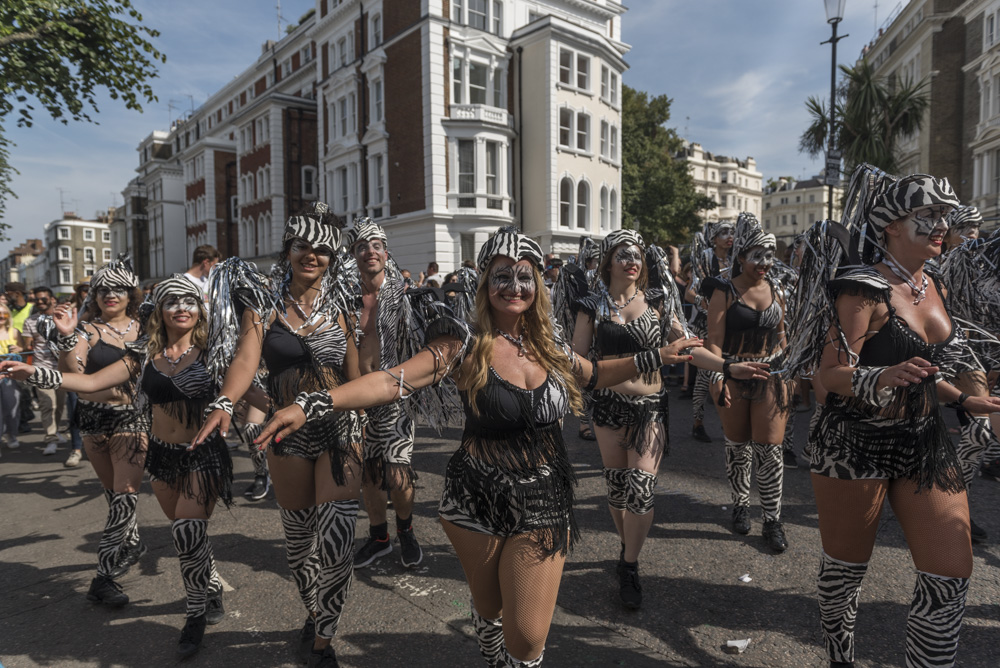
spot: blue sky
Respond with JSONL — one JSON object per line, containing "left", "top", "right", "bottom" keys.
{"left": 1, "top": 0, "right": 894, "bottom": 255}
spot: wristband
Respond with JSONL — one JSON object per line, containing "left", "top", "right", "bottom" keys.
{"left": 206, "top": 395, "right": 234, "bottom": 418}
{"left": 26, "top": 367, "right": 63, "bottom": 390}
{"left": 957, "top": 393, "right": 970, "bottom": 407}
{"left": 633, "top": 349, "right": 661, "bottom": 375}
{"left": 722, "top": 359, "right": 733, "bottom": 382}
{"left": 54, "top": 332, "right": 79, "bottom": 352}
{"left": 583, "top": 361, "right": 600, "bottom": 391}
{"left": 293, "top": 390, "right": 335, "bottom": 422}
{"left": 851, "top": 366, "right": 894, "bottom": 408}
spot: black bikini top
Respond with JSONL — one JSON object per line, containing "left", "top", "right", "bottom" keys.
{"left": 261, "top": 318, "right": 347, "bottom": 373}
{"left": 84, "top": 338, "right": 127, "bottom": 375}
{"left": 462, "top": 368, "right": 568, "bottom": 433}
{"left": 139, "top": 357, "right": 214, "bottom": 406}
{"left": 719, "top": 280, "right": 783, "bottom": 355}
{"left": 859, "top": 281, "right": 957, "bottom": 368}
{"left": 594, "top": 307, "right": 660, "bottom": 356}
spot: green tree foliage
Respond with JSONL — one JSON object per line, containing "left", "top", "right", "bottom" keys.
{"left": 799, "top": 59, "right": 928, "bottom": 175}
{"left": 0, "top": 0, "right": 166, "bottom": 236}
{"left": 621, "top": 85, "right": 715, "bottom": 245}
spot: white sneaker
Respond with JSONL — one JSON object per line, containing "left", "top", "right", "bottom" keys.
{"left": 7, "top": 438, "right": 19, "bottom": 449}
{"left": 42, "top": 442, "right": 58, "bottom": 456}
{"left": 65, "top": 450, "right": 83, "bottom": 467}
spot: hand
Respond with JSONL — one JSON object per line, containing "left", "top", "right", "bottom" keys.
{"left": 962, "top": 396, "right": 1000, "bottom": 415}
{"left": 255, "top": 404, "right": 307, "bottom": 448}
{"left": 0, "top": 360, "right": 36, "bottom": 381}
{"left": 53, "top": 304, "right": 78, "bottom": 337}
{"left": 660, "top": 336, "right": 703, "bottom": 365}
{"left": 878, "top": 357, "right": 939, "bottom": 389}
{"left": 729, "top": 361, "right": 770, "bottom": 381}
{"left": 709, "top": 380, "right": 732, "bottom": 407}
{"left": 191, "top": 409, "right": 232, "bottom": 449}
{"left": 8, "top": 344, "right": 20, "bottom": 354}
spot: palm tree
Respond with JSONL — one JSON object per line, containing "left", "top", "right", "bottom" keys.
{"left": 799, "top": 59, "right": 929, "bottom": 174}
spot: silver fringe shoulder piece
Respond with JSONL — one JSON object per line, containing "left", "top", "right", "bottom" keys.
{"left": 645, "top": 244, "right": 690, "bottom": 342}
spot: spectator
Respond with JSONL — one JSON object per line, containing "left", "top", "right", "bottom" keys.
{"left": 183, "top": 245, "right": 221, "bottom": 299}
{"left": 71, "top": 283, "right": 90, "bottom": 309}
{"left": 400, "top": 269, "right": 413, "bottom": 290}
{"left": 0, "top": 305, "right": 25, "bottom": 451}
{"left": 5, "top": 282, "right": 33, "bottom": 333}
{"left": 22, "top": 287, "right": 67, "bottom": 456}
{"left": 418, "top": 261, "right": 439, "bottom": 286}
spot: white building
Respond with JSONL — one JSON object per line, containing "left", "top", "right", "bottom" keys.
{"left": 40, "top": 214, "right": 112, "bottom": 295}
{"left": 762, "top": 176, "right": 843, "bottom": 248}
{"left": 137, "top": 131, "right": 187, "bottom": 278}
{"left": 679, "top": 141, "right": 763, "bottom": 222}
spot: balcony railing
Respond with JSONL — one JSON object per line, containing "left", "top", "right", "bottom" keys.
{"left": 449, "top": 104, "right": 511, "bottom": 127}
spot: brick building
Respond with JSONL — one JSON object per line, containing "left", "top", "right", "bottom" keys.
{"left": 0, "top": 239, "right": 44, "bottom": 286}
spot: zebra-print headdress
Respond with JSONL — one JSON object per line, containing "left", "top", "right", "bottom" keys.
{"left": 345, "top": 217, "right": 388, "bottom": 250}
{"left": 282, "top": 201, "right": 341, "bottom": 253}
{"left": 869, "top": 174, "right": 958, "bottom": 235}
{"left": 91, "top": 254, "right": 139, "bottom": 288}
{"left": 152, "top": 275, "right": 203, "bottom": 305}
{"left": 476, "top": 225, "right": 543, "bottom": 273}
{"left": 706, "top": 220, "right": 735, "bottom": 242}
{"left": 600, "top": 229, "right": 645, "bottom": 258}
{"left": 732, "top": 212, "right": 775, "bottom": 256}
{"left": 946, "top": 205, "right": 982, "bottom": 234}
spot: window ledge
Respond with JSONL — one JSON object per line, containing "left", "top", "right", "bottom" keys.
{"left": 556, "top": 82, "right": 593, "bottom": 97}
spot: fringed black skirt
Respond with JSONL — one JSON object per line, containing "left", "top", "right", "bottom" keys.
{"left": 591, "top": 389, "right": 669, "bottom": 456}
{"left": 722, "top": 352, "right": 793, "bottom": 413}
{"left": 146, "top": 433, "right": 234, "bottom": 509}
{"left": 269, "top": 409, "right": 364, "bottom": 487}
{"left": 77, "top": 400, "right": 151, "bottom": 459}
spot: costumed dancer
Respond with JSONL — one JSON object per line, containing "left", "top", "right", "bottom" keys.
{"left": 809, "top": 167, "right": 1000, "bottom": 667}
{"left": 572, "top": 229, "right": 770, "bottom": 608}
{"left": 687, "top": 220, "right": 735, "bottom": 443}
{"left": 345, "top": 218, "right": 424, "bottom": 569}
{"left": 256, "top": 226, "right": 760, "bottom": 666}
{"left": 196, "top": 203, "right": 364, "bottom": 668}
{"left": 1, "top": 277, "right": 237, "bottom": 657}
{"left": 52, "top": 255, "right": 150, "bottom": 607}
{"left": 705, "top": 212, "right": 792, "bottom": 552}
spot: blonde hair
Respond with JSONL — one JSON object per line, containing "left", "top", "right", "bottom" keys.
{"left": 598, "top": 243, "right": 649, "bottom": 289}
{"left": 463, "top": 261, "right": 583, "bottom": 416}
{"left": 146, "top": 301, "right": 209, "bottom": 358}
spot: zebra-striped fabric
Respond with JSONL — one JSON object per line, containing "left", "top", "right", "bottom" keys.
{"left": 725, "top": 439, "right": 752, "bottom": 508}
{"left": 691, "top": 368, "right": 711, "bottom": 423}
{"left": 500, "top": 647, "right": 544, "bottom": 667}
{"left": 625, "top": 469, "right": 657, "bottom": 515}
{"left": 364, "top": 400, "right": 415, "bottom": 486}
{"left": 171, "top": 518, "right": 214, "bottom": 618}
{"left": 476, "top": 226, "right": 544, "bottom": 273}
{"left": 242, "top": 423, "right": 268, "bottom": 477}
{"left": 869, "top": 174, "right": 958, "bottom": 230}
{"left": 956, "top": 415, "right": 994, "bottom": 488}
{"left": 851, "top": 366, "right": 893, "bottom": 408}
{"left": 803, "top": 403, "right": 824, "bottom": 459}
{"left": 315, "top": 499, "right": 358, "bottom": 640}
{"left": 471, "top": 601, "right": 504, "bottom": 667}
{"left": 751, "top": 441, "right": 784, "bottom": 522}
{"left": 96, "top": 491, "right": 138, "bottom": 578}
{"left": 906, "top": 571, "right": 969, "bottom": 668}
{"left": 599, "top": 228, "right": 644, "bottom": 259}
{"left": 90, "top": 253, "right": 139, "bottom": 288}
{"left": 26, "top": 367, "right": 62, "bottom": 390}
{"left": 818, "top": 552, "right": 868, "bottom": 664}
{"left": 945, "top": 205, "right": 982, "bottom": 235}
{"left": 603, "top": 467, "right": 629, "bottom": 511}
{"left": 279, "top": 507, "right": 320, "bottom": 614}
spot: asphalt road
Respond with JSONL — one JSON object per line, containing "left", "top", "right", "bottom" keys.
{"left": 2, "top": 392, "right": 999, "bottom": 668}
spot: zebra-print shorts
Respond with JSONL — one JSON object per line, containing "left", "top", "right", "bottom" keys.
{"left": 77, "top": 399, "right": 150, "bottom": 438}
{"left": 438, "top": 447, "right": 570, "bottom": 538}
{"left": 362, "top": 400, "right": 414, "bottom": 465}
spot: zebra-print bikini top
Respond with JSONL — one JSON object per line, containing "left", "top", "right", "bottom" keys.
{"left": 462, "top": 367, "right": 569, "bottom": 432}
{"left": 262, "top": 318, "right": 348, "bottom": 371}
{"left": 720, "top": 280, "right": 783, "bottom": 355}
{"left": 594, "top": 307, "right": 660, "bottom": 356}
{"left": 139, "top": 356, "right": 214, "bottom": 405}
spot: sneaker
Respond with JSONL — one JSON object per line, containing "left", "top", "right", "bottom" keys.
{"left": 353, "top": 535, "right": 392, "bottom": 568}
{"left": 7, "top": 437, "right": 19, "bottom": 450}
{"left": 86, "top": 575, "right": 128, "bottom": 607}
{"left": 109, "top": 540, "right": 147, "bottom": 579}
{"left": 616, "top": 561, "right": 642, "bottom": 610}
{"left": 205, "top": 590, "right": 225, "bottom": 625}
{"left": 731, "top": 505, "right": 751, "bottom": 535}
{"left": 298, "top": 615, "right": 316, "bottom": 663}
{"left": 243, "top": 474, "right": 270, "bottom": 501}
{"left": 177, "top": 613, "right": 207, "bottom": 659}
{"left": 42, "top": 442, "right": 58, "bottom": 456}
{"left": 762, "top": 519, "right": 789, "bottom": 552}
{"left": 782, "top": 449, "right": 799, "bottom": 469}
{"left": 970, "top": 517, "right": 987, "bottom": 544}
{"left": 397, "top": 527, "right": 423, "bottom": 568}
{"left": 64, "top": 449, "right": 83, "bottom": 467}
{"left": 692, "top": 424, "right": 713, "bottom": 443}
{"left": 307, "top": 645, "right": 341, "bottom": 668}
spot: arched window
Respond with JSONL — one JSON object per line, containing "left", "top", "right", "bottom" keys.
{"left": 600, "top": 186, "right": 609, "bottom": 229}
{"left": 559, "top": 177, "right": 573, "bottom": 228}
{"left": 576, "top": 181, "right": 589, "bottom": 229}
{"left": 609, "top": 189, "right": 618, "bottom": 229}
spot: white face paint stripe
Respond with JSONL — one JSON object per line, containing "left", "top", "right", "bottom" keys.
{"left": 489, "top": 265, "right": 536, "bottom": 296}
{"left": 614, "top": 245, "right": 643, "bottom": 266}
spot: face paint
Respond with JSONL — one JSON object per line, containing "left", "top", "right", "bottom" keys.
{"left": 163, "top": 297, "right": 201, "bottom": 313}
{"left": 353, "top": 239, "right": 387, "bottom": 260}
{"left": 614, "top": 245, "right": 643, "bottom": 266}
{"left": 744, "top": 247, "right": 775, "bottom": 269}
{"left": 716, "top": 225, "right": 734, "bottom": 241}
{"left": 906, "top": 208, "right": 948, "bottom": 239}
{"left": 489, "top": 264, "right": 536, "bottom": 297}
{"left": 95, "top": 287, "right": 129, "bottom": 299}
{"left": 290, "top": 239, "right": 333, "bottom": 258}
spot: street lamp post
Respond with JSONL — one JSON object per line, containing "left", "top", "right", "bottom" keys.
{"left": 822, "top": 0, "right": 848, "bottom": 221}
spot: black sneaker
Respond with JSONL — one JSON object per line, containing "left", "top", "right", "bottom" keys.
{"left": 617, "top": 561, "right": 642, "bottom": 610}
{"left": 397, "top": 528, "right": 423, "bottom": 568}
{"left": 243, "top": 474, "right": 270, "bottom": 501}
{"left": 87, "top": 575, "right": 129, "bottom": 607}
{"left": 109, "top": 540, "right": 148, "bottom": 579}
{"left": 353, "top": 535, "right": 392, "bottom": 568}
{"left": 177, "top": 613, "right": 207, "bottom": 659}
{"left": 298, "top": 615, "right": 316, "bottom": 664}
{"left": 731, "top": 506, "right": 751, "bottom": 535}
{"left": 692, "top": 424, "right": 712, "bottom": 443}
{"left": 307, "top": 645, "right": 341, "bottom": 668}
{"left": 762, "top": 519, "right": 789, "bottom": 552}
{"left": 970, "top": 517, "right": 987, "bottom": 544}
{"left": 783, "top": 449, "right": 799, "bottom": 469}
{"left": 205, "top": 589, "right": 224, "bottom": 625}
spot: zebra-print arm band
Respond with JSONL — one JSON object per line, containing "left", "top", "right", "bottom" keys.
{"left": 851, "top": 366, "right": 894, "bottom": 408}
{"left": 54, "top": 333, "right": 79, "bottom": 352}
{"left": 25, "top": 367, "right": 63, "bottom": 390}
{"left": 293, "top": 390, "right": 335, "bottom": 423}
{"left": 206, "top": 395, "right": 234, "bottom": 417}
{"left": 708, "top": 371, "right": 724, "bottom": 384}
{"left": 633, "top": 349, "right": 662, "bottom": 375}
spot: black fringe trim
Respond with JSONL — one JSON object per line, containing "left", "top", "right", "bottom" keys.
{"left": 154, "top": 398, "right": 212, "bottom": 432}
{"left": 77, "top": 400, "right": 150, "bottom": 464}
{"left": 591, "top": 389, "right": 669, "bottom": 456}
{"left": 145, "top": 434, "right": 233, "bottom": 509}
{"left": 723, "top": 328, "right": 782, "bottom": 358}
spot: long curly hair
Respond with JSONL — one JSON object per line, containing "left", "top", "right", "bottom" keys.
{"left": 146, "top": 301, "right": 209, "bottom": 359}
{"left": 462, "top": 261, "right": 583, "bottom": 416}
{"left": 85, "top": 287, "right": 143, "bottom": 322}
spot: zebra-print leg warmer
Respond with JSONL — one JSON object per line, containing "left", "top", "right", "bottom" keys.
{"left": 782, "top": 408, "right": 796, "bottom": 452}
{"left": 603, "top": 467, "right": 629, "bottom": 511}
{"left": 243, "top": 423, "right": 268, "bottom": 477}
{"left": 96, "top": 491, "right": 138, "bottom": 578}
{"left": 171, "top": 519, "right": 214, "bottom": 618}
{"left": 315, "top": 499, "right": 359, "bottom": 640}
{"left": 471, "top": 600, "right": 504, "bottom": 667}
{"left": 751, "top": 441, "right": 784, "bottom": 521}
{"left": 625, "top": 469, "right": 657, "bottom": 516}
{"left": 818, "top": 552, "right": 868, "bottom": 664}
{"left": 724, "top": 439, "right": 752, "bottom": 508}
{"left": 279, "top": 507, "right": 320, "bottom": 615}
{"left": 692, "top": 369, "right": 710, "bottom": 424}
{"left": 500, "top": 647, "right": 544, "bottom": 667}
{"left": 956, "top": 416, "right": 993, "bottom": 489}
{"left": 905, "top": 571, "right": 969, "bottom": 668}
